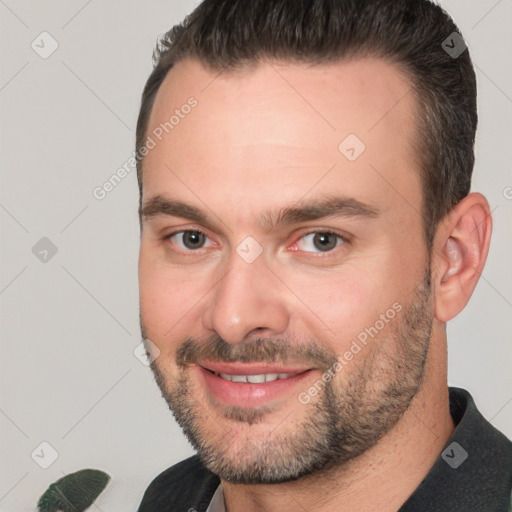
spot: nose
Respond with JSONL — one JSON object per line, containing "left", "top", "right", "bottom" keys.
{"left": 201, "top": 252, "right": 290, "bottom": 345}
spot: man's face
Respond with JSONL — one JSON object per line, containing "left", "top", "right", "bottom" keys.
{"left": 138, "top": 57, "right": 433, "bottom": 483}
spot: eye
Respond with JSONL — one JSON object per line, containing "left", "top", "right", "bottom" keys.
{"left": 293, "top": 231, "right": 347, "bottom": 254}
{"left": 162, "top": 229, "right": 348, "bottom": 256}
{"left": 164, "top": 230, "right": 215, "bottom": 251}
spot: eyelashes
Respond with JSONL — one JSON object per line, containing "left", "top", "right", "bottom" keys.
{"left": 294, "top": 231, "right": 347, "bottom": 254}
{"left": 162, "top": 229, "right": 350, "bottom": 257}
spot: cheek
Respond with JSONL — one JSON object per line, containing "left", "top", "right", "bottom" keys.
{"left": 281, "top": 266, "right": 378, "bottom": 347}
{"left": 138, "top": 249, "right": 202, "bottom": 348}
{"left": 281, "top": 258, "right": 406, "bottom": 355}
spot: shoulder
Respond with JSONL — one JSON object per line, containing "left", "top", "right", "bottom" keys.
{"left": 449, "top": 386, "right": 512, "bottom": 462}
{"left": 137, "top": 455, "right": 220, "bottom": 512}
{"left": 401, "top": 387, "right": 512, "bottom": 511}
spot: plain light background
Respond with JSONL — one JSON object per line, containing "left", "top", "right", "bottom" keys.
{"left": 1, "top": 0, "right": 511, "bottom": 510}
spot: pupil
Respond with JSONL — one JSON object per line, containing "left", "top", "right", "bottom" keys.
{"left": 314, "top": 233, "right": 336, "bottom": 251}
{"left": 183, "top": 231, "right": 204, "bottom": 249}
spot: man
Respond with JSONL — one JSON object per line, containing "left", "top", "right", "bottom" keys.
{"left": 135, "top": 0, "right": 512, "bottom": 510}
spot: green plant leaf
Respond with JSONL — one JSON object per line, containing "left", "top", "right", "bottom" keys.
{"left": 37, "top": 469, "right": 110, "bottom": 512}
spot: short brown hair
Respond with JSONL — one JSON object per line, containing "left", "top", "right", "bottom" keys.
{"left": 136, "top": 0, "right": 477, "bottom": 251}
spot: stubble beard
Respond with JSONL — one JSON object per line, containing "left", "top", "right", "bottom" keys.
{"left": 143, "top": 269, "right": 433, "bottom": 484}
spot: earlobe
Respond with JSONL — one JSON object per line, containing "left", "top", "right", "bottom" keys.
{"left": 433, "top": 193, "right": 492, "bottom": 322}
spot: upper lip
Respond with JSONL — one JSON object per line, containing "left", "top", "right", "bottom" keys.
{"left": 198, "top": 361, "right": 313, "bottom": 375}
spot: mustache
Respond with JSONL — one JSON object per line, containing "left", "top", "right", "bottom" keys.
{"left": 175, "top": 335, "right": 338, "bottom": 371}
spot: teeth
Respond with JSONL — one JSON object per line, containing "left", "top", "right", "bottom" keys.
{"left": 230, "top": 374, "right": 247, "bottom": 383}
{"left": 247, "top": 374, "right": 267, "bottom": 384}
{"left": 215, "top": 372, "right": 298, "bottom": 383}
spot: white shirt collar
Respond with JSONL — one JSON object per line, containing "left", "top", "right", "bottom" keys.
{"left": 205, "top": 483, "right": 226, "bottom": 512}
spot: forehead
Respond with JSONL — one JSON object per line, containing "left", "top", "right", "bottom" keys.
{"left": 142, "top": 57, "right": 421, "bottom": 229}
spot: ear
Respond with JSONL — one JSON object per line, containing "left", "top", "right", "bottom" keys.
{"left": 432, "top": 192, "right": 492, "bottom": 322}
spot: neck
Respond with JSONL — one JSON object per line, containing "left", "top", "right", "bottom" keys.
{"left": 222, "top": 330, "right": 455, "bottom": 512}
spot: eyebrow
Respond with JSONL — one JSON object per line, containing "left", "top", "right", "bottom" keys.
{"left": 139, "top": 194, "right": 379, "bottom": 231}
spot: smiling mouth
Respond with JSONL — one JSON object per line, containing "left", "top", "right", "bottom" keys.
{"left": 207, "top": 370, "right": 302, "bottom": 383}
{"left": 197, "top": 363, "right": 315, "bottom": 408}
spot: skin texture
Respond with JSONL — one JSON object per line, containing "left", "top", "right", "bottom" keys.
{"left": 138, "top": 57, "right": 492, "bottom": 511}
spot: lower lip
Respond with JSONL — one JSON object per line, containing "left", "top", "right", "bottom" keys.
{"left": 197, "top": 366, "right": 314, "bottom": 408}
